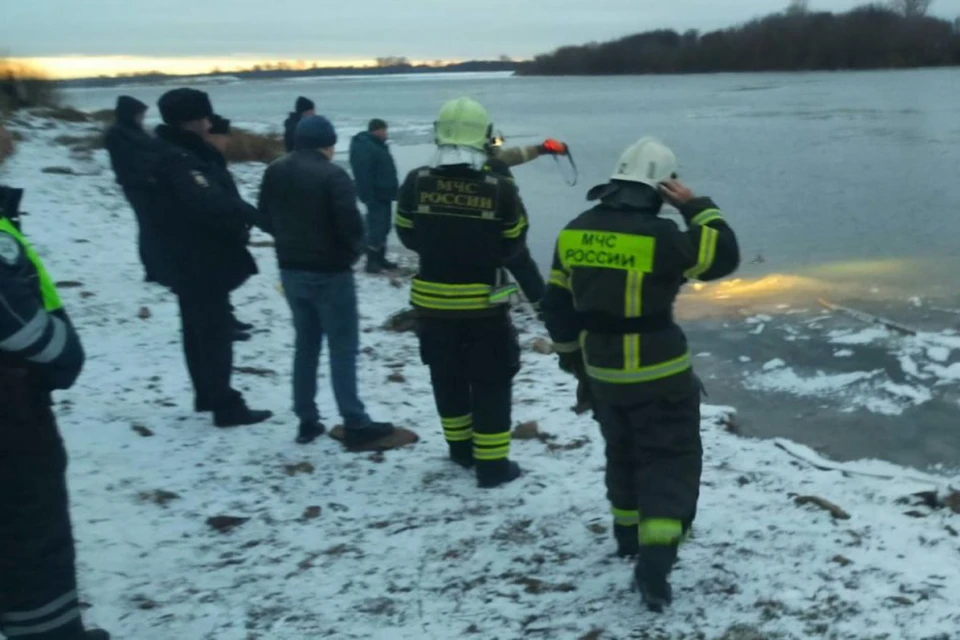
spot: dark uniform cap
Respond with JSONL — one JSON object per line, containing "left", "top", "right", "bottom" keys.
{"left": 158, "top": 88, "right": 214, "bottom": 125}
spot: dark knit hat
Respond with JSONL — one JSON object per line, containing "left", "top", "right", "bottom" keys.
{"left": 295, "top": 115, "right": 337, "bottom": 150}
{"left": 368, "top": 118, "right": 388, "bottom": 132}
{"left": 158, "top": 88, "right": 214, "bottom": 125}
{"left": 115, "top": 95, "right": 147, "bottom": 122}
{"left": 208, "top": 114, "right": 231, "bottom": 135}
{"left": 295, "top": 96, "right": 315, "bottom": 114}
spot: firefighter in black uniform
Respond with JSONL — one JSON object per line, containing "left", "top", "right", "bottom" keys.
{"left": 540, "top": 138, "right": 740, "bottom": 612}
{"left": 1, "top": 180, "right": 109, "bottom": 637}
{"left": 395, "top": 97, "right": 528, "bottom": 488}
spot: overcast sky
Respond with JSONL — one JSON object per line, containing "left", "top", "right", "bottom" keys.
{"left": 6, "top": 0, "right": 960, "bottom": 61}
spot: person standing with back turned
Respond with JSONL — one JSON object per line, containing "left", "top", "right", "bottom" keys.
{"left": 540, "top": 138, "right": 740, "bottom": 612}
{"left": 349, "top": 118, "right": 399, "bottom": 274}
{"left": 395, "top": 97, "right": 529, "bottom": 488}
{"left": 283, "top": 97, "right": 315, "bottom": 153}
{"left": 258, "top": 115, "right": 397, "bottom": 448}
{"left": 1, "top": 129, "right": 110, "bottom": 639}
{"left": 103, "top": 95, "right": 164, "bottom": 284}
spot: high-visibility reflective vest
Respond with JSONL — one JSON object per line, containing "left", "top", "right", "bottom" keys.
{"left": 0, "top": 217, "right": 63, "bottom": 312}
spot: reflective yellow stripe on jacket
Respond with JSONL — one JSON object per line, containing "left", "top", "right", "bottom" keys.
{"left": 0, "top": 218, "right": 62, "bottom": 312}
{"left": 410, "top": 279, "right": 494, "bottom": 312}
{"left": 684, "top": 226, "right": 720, "bottom": 279}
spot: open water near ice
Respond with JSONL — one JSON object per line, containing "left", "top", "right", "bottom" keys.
{"left": 63, "top": 69, "right": 960, "bottom": 470}
{"left": 65, "top": 68, "right": 960, "bottom": 302}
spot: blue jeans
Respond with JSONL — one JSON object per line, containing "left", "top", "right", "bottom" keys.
{"left": 280, "top": 269, "right": 372, "bottom": 429}
{"left": 364, "top": 200, "right": 393, "bottom": 251}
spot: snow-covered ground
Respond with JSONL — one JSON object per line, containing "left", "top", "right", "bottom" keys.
{"left": 3, "top": 114, "right": 960, "bottom": 640}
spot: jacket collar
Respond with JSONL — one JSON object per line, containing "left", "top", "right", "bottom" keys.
{"left": 155, "top": 124, "right": 219, "bottom": 163}
{"left": 587, "top": 180, "right": 664, "bottom": 214}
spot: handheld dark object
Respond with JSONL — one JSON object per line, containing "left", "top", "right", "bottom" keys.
{"left": 0, "top": 186, "right": 25, "bottom": 231}
{"left": 553, "top": 143, "right": 579, "bottom": 187}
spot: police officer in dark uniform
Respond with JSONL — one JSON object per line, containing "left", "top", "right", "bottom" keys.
{"left": 395, "top": 97, "right": 529, "bottom": 488}
{"left": 1, "top": 180, "right": 109, "bottom": 638}
{"left": 149, "top": 89, "right": 272, "bottom": 427}
{"left": 541, "top": 138, "right": 740, "bottom": 612}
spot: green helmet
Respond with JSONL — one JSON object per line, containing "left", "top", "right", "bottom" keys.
{"left": 434, "top": 97, "right": 491, "bottom": 151}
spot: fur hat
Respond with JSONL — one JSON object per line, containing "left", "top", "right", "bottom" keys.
{"left": 158, "top": 88, "right": 214, "bottom": 125}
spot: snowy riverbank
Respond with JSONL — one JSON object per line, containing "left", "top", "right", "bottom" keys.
{"left": 2, "top": 114, "right": 959, "bottom": 640}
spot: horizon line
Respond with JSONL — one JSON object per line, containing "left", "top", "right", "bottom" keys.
{"left": 4, "top": 55, "right": 521, "bottom": 80}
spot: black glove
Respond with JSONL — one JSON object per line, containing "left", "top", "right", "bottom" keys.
{"left": 558, "top": 350, "right": 585, "bottom": 378}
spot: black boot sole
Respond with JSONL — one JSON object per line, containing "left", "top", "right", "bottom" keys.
{"left": 214, "top": 411, "right": 273, "bottom": 428}
{"left": 476, "top": 462, "right": 522, "bottom": 488}
{"left": 296, "top": 424, "right": 327, "bottom": 444}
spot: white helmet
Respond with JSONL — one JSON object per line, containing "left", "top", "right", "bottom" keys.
{"left": 611, "top": 137, "right": 678, "bottom": 188}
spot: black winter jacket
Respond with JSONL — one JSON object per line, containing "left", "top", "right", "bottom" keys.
{"left": 257, "top": 149, "right": 365, "bottom": 273}
{"left": 348, "top": 132, "right": 398, "bottom": 204}
{"left": 104, "top": 121, "right": 159, "bottom": 189}
{"left": 541, "top": 193, "right": 739, "bottom": 402}
{"left": 147, "top": 125, "right": 259, "bottom": 293}
{"left": 283, "top": 112, "right": 301, "bottom": 153}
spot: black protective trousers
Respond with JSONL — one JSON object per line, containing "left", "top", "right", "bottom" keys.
{"left": 593, "top": 381, "right": 702, "bottom": 546}
{"left": 417, "top": 314, "right": 520, "bottom": 468}
{"left": 176, "top": 286, "right": 236, "bottom": 411}
{"left": 0, "top": 405, "right": 87, "bottom": 640}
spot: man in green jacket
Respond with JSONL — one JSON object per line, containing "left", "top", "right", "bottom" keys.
{"left": 349, "top": 119, "right": 399, "bottom": 274}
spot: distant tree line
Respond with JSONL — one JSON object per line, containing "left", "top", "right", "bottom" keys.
{"left": 57, "top": 59, "right": 518, "bottom": 89}
{"left": 518, "top": 2, "right": 960, "bottom": 75}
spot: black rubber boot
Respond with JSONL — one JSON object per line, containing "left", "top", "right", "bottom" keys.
{"left": 296, "top": 420, "right": 326, "bottom": 444}
{"left": 614, "top": 523, "right": 640, "bottom": 558}
{"left": 232, "top": 317, "right": 254, "bottom": 332}
{"left": 476, "top": 459, "right": 522, "bottom": 489}
{"left": 634, "top": 545, "right": 678, "bottom": 613}
{"left": 449, "top": 441, "right": 474, "bottom": 469}
{"left": 343, "top": 422, "right": 395, "bottom": 448}
{"left": 213, "top": 399, "right": 273, "bottom": 428}
{"left": 364, "top": 250, "right": 384, "bottom": 274}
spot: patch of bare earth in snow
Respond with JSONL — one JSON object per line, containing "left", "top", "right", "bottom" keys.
{"left": 3, "top": 116, "right": 959, "bottom": 640}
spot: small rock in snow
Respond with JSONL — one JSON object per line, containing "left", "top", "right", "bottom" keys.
{"left": 387, "top": 371, "right": 406, "bottom": 383}
{"left": 530, "top": 338, "right": 554, "bottom": 355}
{"left": 763, "top": 358, "right": 787, "bottom": 371}
{"left": 300, "top": 506, "right": 322, "bottom": 521}
{"left": 206, "top": 515, "right": 250, "bottom": 534}
{"left": 137, "top": 306, "right": 152, "bottom": 320}
{"left": 131, "top": 423, "right": 154, "bottom": 437}
{"left": 512, "top": 421, "right": 540, "bottom": 440}
{"left": 794, "top": 495, "right": 850, "bottom": 520}
{"left": 831, "top": 555, "right": 853, "bottom": 567}
{"left": 283, "top": 461, "right": 315, "bottom": 476}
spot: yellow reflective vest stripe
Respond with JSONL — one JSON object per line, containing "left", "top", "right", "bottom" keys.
{"left": 684, "top": 226, "right": 719, "bottom": 279}
{"left": 0, "top": 218, "right": 62, "bottom": 312}
{"left": 584, "top": 350, "right": 692, "bottom": 385}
